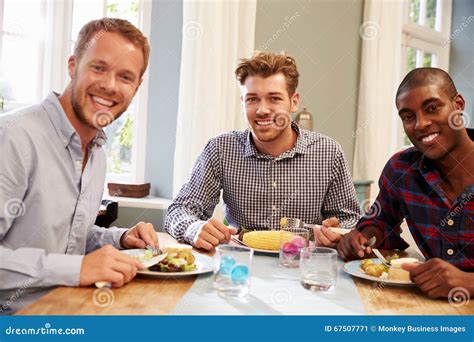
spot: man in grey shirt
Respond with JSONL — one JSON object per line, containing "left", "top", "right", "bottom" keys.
{"left": 0, "top": 18, "right": 158, "bottom": 314}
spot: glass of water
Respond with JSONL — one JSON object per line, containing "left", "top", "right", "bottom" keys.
{"left": 213, "top": 245, "right": 253, "bottom": 297}
{"left": 300, "top": 247, "right": 338, "bottom": 291}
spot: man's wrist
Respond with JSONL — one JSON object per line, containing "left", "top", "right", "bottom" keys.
{"left": 119, "top": 230, "right": 129, "bottom": 248}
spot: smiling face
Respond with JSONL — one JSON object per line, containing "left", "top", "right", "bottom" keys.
{"left": 241, "top": 73, "right": 299, "bottom": 149}
{"left": 68, "top": 31, "right": 144, "bottom": 130}
{"left": 396, "top": 84, "right": 465, "bottom": 161}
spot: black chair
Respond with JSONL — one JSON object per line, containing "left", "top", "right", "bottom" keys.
{"left": 94, "top": 200, "right": 118, "bottom": 228}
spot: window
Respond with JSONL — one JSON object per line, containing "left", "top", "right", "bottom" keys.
{"left": 0, "top": 0, "right": 46, "bottom": 111}
{"left": 399, "top": 0, "right": 452, "bottom": 148}
{"left": 0, "top": 0, "right": 151, "bottom": 183}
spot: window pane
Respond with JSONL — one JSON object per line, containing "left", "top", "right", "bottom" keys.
{"left": 409, "top": 0, "right": 440, "bottom": 31}
{"left": 1, "top": 0, "right": 44, "bottom": 112}
{"left": 409, "top": 0, "right": 420, "bottom": 25}
{"left": 422, "top": 51, "right": 433, "bottom": 67}
{"left": 71, "top": 0, "right": 104, "bottom": 40}
{"left": 106, "top": 0, "right": 139, "bottom": 26}
{"left": 426, "top": 0, "right": 437, "bottom": 29}
{"left": 407, "top": 47, "right": 416, "bottom": 71}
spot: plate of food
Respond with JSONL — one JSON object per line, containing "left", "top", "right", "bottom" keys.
{"left": 343, "top": 256, "right": 419, "bottom": 286}
{"left": 123, "top": 244, "right": 214, "bottom": 278}
{"left": 232, "top": 231, "right": 281, "bottom": 255}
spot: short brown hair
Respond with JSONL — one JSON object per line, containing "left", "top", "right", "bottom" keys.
{"left": 235, "top": 51, "right": 300, "bottom": 96}
{"left": 74, "top": 18, "right": 150, "bottom": 77}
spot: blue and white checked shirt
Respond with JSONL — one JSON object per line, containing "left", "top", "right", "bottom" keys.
{"left": 165, "top": 123, "right": 361, "bottom": 245}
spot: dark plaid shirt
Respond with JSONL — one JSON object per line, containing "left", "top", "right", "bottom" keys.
{"left": 357, "top": 129, "right": 474, "bottom": 271}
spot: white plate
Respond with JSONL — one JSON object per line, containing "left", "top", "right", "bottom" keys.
{"left": 122, "top": 249, "right": 214, "bottom": 278}
{"left": 231, "top": 236, "right": 279, "bottom": 255}
{"left": 343, "top": 258, "right": 415, "bottom": 286}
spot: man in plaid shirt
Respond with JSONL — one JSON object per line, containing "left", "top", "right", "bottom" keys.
{"left": 165, "top": 52, "right": 361, "bottom": 250}
{"left": 338, "top": 68, "right": 474, "bottom": 299}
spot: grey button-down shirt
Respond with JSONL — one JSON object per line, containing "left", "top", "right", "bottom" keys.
{"left": 0, "top": 93, "right": 127, "bottom": 314}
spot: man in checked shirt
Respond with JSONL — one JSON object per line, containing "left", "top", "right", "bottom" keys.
{"left": 338, "top": 68, "right": 474, "bottom": 299}
{"left": 165, "top": 52, "right": 362, "bottom": 250}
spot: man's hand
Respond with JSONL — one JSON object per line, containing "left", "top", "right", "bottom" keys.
{"left": 121, "top": 221, "right": 158, "bottom": 249}
{"left": 314, "top": 217, "right": 342, "bottom": 248}
{"left": 193, "top": 218, "right": 237, "bottom": 250}
{"left": 402, "top": 258, "right": 474, "bottom": 299}
{"left": 79, "top": 245, "right": 145, "bottom": 287}
{"left": 337, "top": 230, "right": 372, "bottom": 260}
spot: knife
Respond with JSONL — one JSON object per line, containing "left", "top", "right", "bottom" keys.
{"left": 95, "top": 253, "right": 168, "bottom": 288}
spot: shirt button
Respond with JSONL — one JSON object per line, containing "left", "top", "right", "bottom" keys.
{"left": 447, "top": 249, "right": 454, "bottom": 256}
{"left": 272, "top": 182, "right": 277, "bottom": 187}
{"left": 447, "top": 219, "right": 454, "bottom": 226}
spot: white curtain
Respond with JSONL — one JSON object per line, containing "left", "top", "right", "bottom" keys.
{"left": 353, "top": 0, "right": 404, "bottom": 196}
{"left": 172, "top": 0, "right": 257, "bottom": 195}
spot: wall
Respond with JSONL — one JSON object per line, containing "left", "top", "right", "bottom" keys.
{"left": 253, "top": 0, "right": 365, "bottom": 168}
{"left": 449, "top": 0, "right": 474, "bottom": 127}
{"left": 144, "top": 0, "right": 183, "bottom": 199}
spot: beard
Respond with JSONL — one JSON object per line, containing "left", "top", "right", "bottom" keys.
{"left": 70, "top": 78, "right": 128, "bottom": 130}
{"left": 70, "top": 78, "right": 93, "bottom": 129}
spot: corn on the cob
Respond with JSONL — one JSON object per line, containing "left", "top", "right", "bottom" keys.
{"left": 242, "top": 230, "right": 294, "bottom": 250}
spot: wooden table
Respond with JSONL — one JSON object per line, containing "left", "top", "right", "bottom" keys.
{"left": 16, "top": 233, "right": 474, "bottom": 315}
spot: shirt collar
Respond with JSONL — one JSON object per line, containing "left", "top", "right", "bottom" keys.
{"left": 43, "top": 92, "right": 107, "bottom": 148}
{"left": 243, "top": 121, "right": 308, "bottom": 159}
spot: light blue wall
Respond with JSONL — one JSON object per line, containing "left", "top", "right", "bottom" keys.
{"left": 144, "top": 0, "right": 183, "bottom": 199}
{"left": 450, "top": 0, "right": 474, "bottom": 127}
